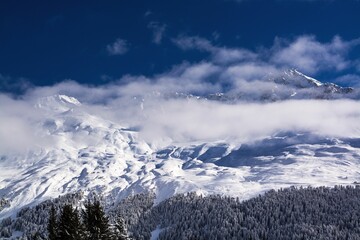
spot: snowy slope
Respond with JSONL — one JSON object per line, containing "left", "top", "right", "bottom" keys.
{"left": 1, "top": 71, "right": 360, "bottom": 219}
{"left": 0, "top": 96, "right": 152, "bottom": 217}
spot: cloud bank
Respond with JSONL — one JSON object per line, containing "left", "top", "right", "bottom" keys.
{"left": 1, "top": 86, "right": 360, "bottom": 153}
{"left": 1, "top": 34, "right": 360, "bottom": 153}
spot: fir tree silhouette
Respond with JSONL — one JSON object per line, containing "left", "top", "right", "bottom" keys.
{"left": 47, "top": 205, "right": 58, "bottom": 240}
{"left": 58, "top": 204, "right": 84, "bottom": 240}
{"left": 83, "top": 199, "right": 111, "bottom": 240}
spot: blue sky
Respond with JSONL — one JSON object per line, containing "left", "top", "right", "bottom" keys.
{"left": 0, "top": 0, "right": 360, "bottom": 93}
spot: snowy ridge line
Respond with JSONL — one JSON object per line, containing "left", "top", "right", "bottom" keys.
{"left": 138, "top": 69, "right": 357, "bottom": 102}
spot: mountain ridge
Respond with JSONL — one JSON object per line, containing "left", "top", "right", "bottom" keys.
{"left": 138, "top": 69, "right": 358, "bottom": 103}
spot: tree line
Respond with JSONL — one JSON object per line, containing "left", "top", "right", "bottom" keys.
{"left": 47, "top": 199, "right": 128, "bottom": 240}
{"left": 3, "top": 186, "right": 360, "bottom": 239}
{"left": 109, "top": 185, "right": 360, "bottom": 239}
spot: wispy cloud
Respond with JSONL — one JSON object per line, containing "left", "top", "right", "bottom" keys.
{"left": 0, "top": 74, "right": 32, "bottom": 94}
{"left": 147, "top": 22, "right": 166, "bottom": 44}
{"left": 173, "top": 36, "right": 214, "bottom": 51}
{"left": 334, "top": 74, "right": 360, "bottom": 87}
{"left": 144, "top": 10, "right": 153, "bottom": 17}
{"left": 106, "top": 38, "right": 129, "bottom": 55}
{"left": 173, "top": 35, "right": 257, "bottom": 64}
{"left": 271, "top": 35, "right": 359, "bottom": 74}
{"left": 173, "top": 34, "right": 360, "bottom": 76}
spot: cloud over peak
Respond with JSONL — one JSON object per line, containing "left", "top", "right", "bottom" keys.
{"left": 271, "top": 35, "right": 360, "bottom": 74}
{"left": 173, "top": 34, "right": 360, "bottom": 76}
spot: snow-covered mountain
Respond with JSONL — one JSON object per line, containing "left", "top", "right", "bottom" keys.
{"left": 205, "top": 69, "right": 356, "bottom": 102}
{"left": 1, "top": 70, "right": 360, "bottom": 219}
{"left": 140, "top": 69, "right": 358, "bottom": 103}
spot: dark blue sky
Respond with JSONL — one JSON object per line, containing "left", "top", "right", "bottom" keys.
{"left": 1, "top": 0, "right": 360, "bottom": 91}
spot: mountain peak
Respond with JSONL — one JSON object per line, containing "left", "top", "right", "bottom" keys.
{"left": 285, "top": 69, "right": 323, "bottom": 87}
{"left": 270, "top": 69, "right": 324, "bottom": 88}
{"left": 35, "top": 94, "right": 81, "bottom": 112}
{"left": 57, "top": 94, "right": 82, "bottom": 106}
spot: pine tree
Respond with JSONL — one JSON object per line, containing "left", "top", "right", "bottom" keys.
{"left": 83, "top": 200, "right": 95, "bottom": 240}
{"left": 47, "top": 205, "right": 58, "bottom": 240}
{"left": 31, "top": 231, "right": 43, "bottom": 240}
{"left": 113, "top": 215, "right": 129, "bottom": 240}
{"left": 58, "top": 204, "right": 85, "bottom": 240}
{"left": 83, "top": 199, "right": 112, "bottom": 240}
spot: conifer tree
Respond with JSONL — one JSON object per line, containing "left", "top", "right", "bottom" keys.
{"left": 47, "top": 205, "right": 58, "bottom": 240}
{"left": 113, "top": 215, "right": 129, "bottom": 240}
{"left": 83, "top": 199, "right": 111, "bottom": 240}
{"left": 58, "top": 204, "right": 84, "bottom": 240}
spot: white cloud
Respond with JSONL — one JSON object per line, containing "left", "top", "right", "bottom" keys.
{"left": 173, "top": 36, "right": 214, "bottom": 51}
{"left": 219, "top": 63, "right": 282, "bottom": 92}
{"left": 271, "top": 35, "right": 358, "bottom": 74}
{"left": 0, "top": 74, "right": 32, "bottom": 94}
{"left": 147, "top": 22, "right": 166, "bottom": 44}
{"left": 223, "top": 63, "right": 278, "bottom": 80}
{"left": 144, "top": 10, "right": 152, "bottom": 17}
{"left": 173, "top": 36, "right": 257, "bottom": 64}
{"left": 214, "top": 48, "right": 257, "bottom": 64}
{"left": 106, "top": 38, "right": 129, "bottom": 55}
{"left": 138, "top": 99, "right": 360, "bottom": 144}
{"left": 173, "top": 35, "right": 360, "bottom": 77}
{"left": 212, "top": 31, "right": 220, "bottom": 41}
{"left": 2, "top": 83, "right": 360, "bottom": 153}
{"left": 2, "top": 34, "right": 360, "bottom": 152}
{"left": 0, "top": 94, "right": 56, "bottom": 153}
{"left": 114, "top": 62, "right": 222, "bottom": 97}
{"left": 1, "top": 65, "right": 360, "bottom": 154}
{"left": 334, "top": 74, "right": 360, "bottom": 87}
